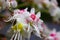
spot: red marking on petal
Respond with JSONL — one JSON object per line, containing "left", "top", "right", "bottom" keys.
{"left": 30, "top": 14, "right": 36, "bottom": 20}
{"left": 50, "top": 33, "right": 56, "bottom": 37}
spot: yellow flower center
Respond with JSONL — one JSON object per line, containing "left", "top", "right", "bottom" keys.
{"left": 17, "top": 23, "right": 23, "bottom": 31}
{"left": 12, "top": 23, "right": 24, "bottom": 31}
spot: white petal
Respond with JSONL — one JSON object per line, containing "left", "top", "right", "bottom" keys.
{"left": 51, "top": 0, "right": 58, "bottom": 5}
{"left": 32, "top": 25, "right": 40, "bottom": 34}
{"left": 20, "top": 34, "right": 22, "bottom": 40}
{"left": 30, "top": 8, "right": 35, "bottom": 14}
{"left": 6, "top": 1, "right": 11, "bottom": 7}
{"left": 38, "top": 19, "right": 43, "bottom": 24}
{"left": 36, "top": 12, "right": 41, "bottom": 18}
{"left": 18, "top": 32, "right": 20, "bottom": 40}
{"left": 34, "top": 32, "right": 41, "bottom": 38}
{"left": 10, "top": 33, "right": 16, "bottom": 40}
{"left": 24, "top": 8, "right": 28, "bottom": 11}
{"left": 38, "top": 24, "right": 43, "bottom": 31}
{"left": 52, "top": 28, "right": 56, "bottom": 32}
{"left": 14, "top": 32, "right": 18, "bottom": 40}
{"left": 23, "top": 11, "right": 30, "bottom": 17}
{"left": 14, "top": 9, "right": 20, "bottom": 15}
{"left": 47, "top": 36, "right": 54, "bottom": 40}
{"left": 27, "top": 17, "right": 33, "bottom": 22}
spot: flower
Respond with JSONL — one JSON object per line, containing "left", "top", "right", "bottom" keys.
{"left": 46, "top": 29, "right": 60, "bottom": 40}
{"left": 6, "top": 8, "right": 48, "bottom": 40}
{"left": 6, "top": 0, "right": 17, "bottom": 8}
{"left": 10, "top": 0, "right": 17, "bottom": 8}
{"left": 26, "top": 8, "right": 41, "bottom": 22}
{"left": 24, "top": 8, "right": 45, "bottom": 38}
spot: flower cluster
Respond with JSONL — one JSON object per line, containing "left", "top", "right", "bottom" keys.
{"left": 6, "top": 0, "right": 17, "bottom": 8}
{"left": 4, "top": 8, "right": 60, "bottom": 40}
{"left": 0, "top": 0, "right": 60, "bottom": 40}
{"left": 5, "top": 8, "right": 46, "bottom": 40}
{"left": 34, "top": 0, "right": 60, "bottom": 23}
{"left": 45, "top": 29, "right": 60, "bottom": 40}
{"left": 0, "top": 0, "right": 17, "bottom": 10}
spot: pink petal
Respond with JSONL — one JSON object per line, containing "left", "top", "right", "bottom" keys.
{"left": 19, "top": 10, "right": 24, "bottom": 14}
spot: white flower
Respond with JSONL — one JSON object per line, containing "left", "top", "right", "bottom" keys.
{"left": 25, "top": 8, "right": 45, "bottom": 38}
{"left": 46, "top": 29, "right": 60, "bottom": 40}
{"left": 6, "top": 8, "right": 48, "bottom": 40}
{"left": 49, "top": 3, "right": 60, "bottom": 22}
{"left": 6, "top": 0, "right": 11, "bottom": 8}
{"left": 33, "top": 0, "right": 51, "bottom": 8}
{"left": 10, "top": 0, "right": 17, "bottom": 8}
{"left": 6, "top": 0, "right": 17, "bottom": 8}
{"left": 51, "top": 0, "right": 58, "bottom": 6}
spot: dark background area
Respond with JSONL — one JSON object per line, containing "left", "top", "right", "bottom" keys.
{"left": 57, "top": 0, "right": 60, "bottom": 7}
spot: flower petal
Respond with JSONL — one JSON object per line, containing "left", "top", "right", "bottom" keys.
{"left": 30, "top": 8, "right": 35, "bottom": 14}
{"left": 36, "top": 12, "right": 41, "bottom": 18}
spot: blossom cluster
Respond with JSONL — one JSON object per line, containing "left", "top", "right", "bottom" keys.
{"left": 0, "top": 0, "right": 60, "bottom": 40}
{"left": 0, "top": 0, "right": 17, "bottom": 10}
{"left": 34, "top": 0, "right": 60, "bottom": 23}
{"left": 4, "top": 8, "right": 60, "bottom": 40}
{"left": 5, "top": 8, "right": 44, "bottom": 40}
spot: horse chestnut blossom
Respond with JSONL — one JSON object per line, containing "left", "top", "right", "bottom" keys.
{"left": 49, "top": 1, "right": 60, "bottom": 23}
{"left": 25, "top": 8, "right": 47, "bottom": 38}
{"left": 6, "top": 0, "right": 17, "bottom": 8}
{"left": 49, "top": 29, "right": 56, "bottom": 40}
{"left": 33, "top": 0, "right": 51, "bottom": 9}
{"left": 0, "top": 0, "right": 17, "bottom": 11}
{"left": 33, "top": 0, "right": 58, "bottom": 9}
{"left": 26, "top": 8, "right": 41, "bottom": 22}
{"left": 4, "top": 8, "right": 60, "bottom": 40}
{"left": 4, "top": 8, "right": 32, "bottom": 40}
{"left": 4, "top": 8, "right": 46, "bottom": 40}
{"left": 34, "top": 0, "right": 59, "bottom": 23}
{"left": 45, "top": 29, "right": 60, "bottom": 40}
